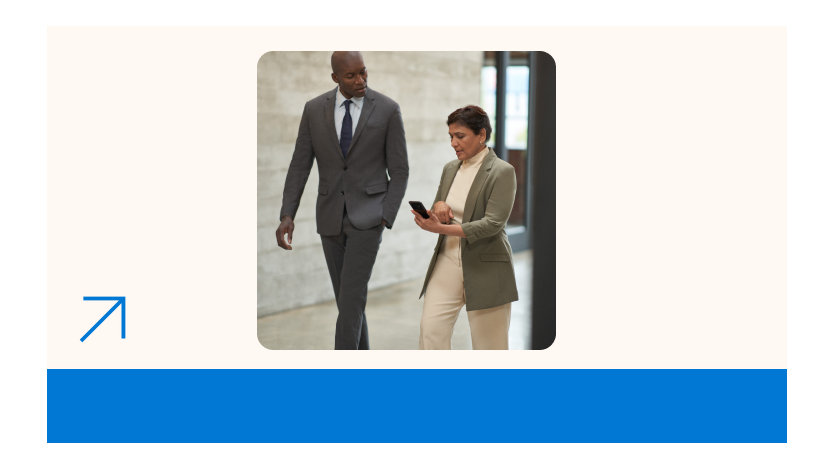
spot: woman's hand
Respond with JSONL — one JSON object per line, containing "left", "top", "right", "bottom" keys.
{"left": 412, "top": 209, "right": 467, "bottom": 238}
{"left": 412, "top": 209, "right": 445, "bottom": 234}
{"left": 432, "top": 201, "right": 454, "bottom": 224}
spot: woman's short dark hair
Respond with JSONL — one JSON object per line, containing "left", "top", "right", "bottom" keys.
{"left": 447, "top": 105, "right": 492, "bottom": 141}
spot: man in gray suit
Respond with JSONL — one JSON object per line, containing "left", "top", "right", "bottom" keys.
{"left": 276, "top": 51, "right": 409, "bottom": 350}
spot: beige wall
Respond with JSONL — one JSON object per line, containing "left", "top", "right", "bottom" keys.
{"left": 257, "top": 51, "right": 482, "bottom": 316}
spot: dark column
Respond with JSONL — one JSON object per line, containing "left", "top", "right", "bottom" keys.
{"left": 530, "top": 51, "right": 556, "bottom": 350}
{"left": 494, "top": 51, "right": 508, "bottom": 160}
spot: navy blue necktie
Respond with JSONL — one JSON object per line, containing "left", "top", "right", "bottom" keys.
{"left": 340, "top": 100, "right": 353, "bottom": 157}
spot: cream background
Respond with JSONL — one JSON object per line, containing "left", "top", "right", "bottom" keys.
{"left": 47, "top": 27, "right": 785, "bottom": 369}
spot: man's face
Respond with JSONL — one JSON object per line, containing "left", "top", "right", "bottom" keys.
{"left": 332, "top": 55, "right": 368, "bottom": 99}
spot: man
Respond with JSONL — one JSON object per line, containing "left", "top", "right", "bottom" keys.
{"left": 276, "top": 51, "right": 409, "bottom": 350}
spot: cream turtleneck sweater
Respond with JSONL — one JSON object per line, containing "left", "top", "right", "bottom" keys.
{"left": 440, "top": 146, "right": 490, "bottom": 264}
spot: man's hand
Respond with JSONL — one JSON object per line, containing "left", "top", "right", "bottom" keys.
{"left": 276, "top": 216, "right": 295, "bottom": 250}
{"left": 432, "top": 201, "right": 454, "bottom": 224}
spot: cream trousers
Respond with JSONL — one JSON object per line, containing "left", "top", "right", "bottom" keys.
{"left": 419, "top": 247, "right": 511, "bottom": 350}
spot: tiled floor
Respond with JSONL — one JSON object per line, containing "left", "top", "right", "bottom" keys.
{"left": 258, "top": 250, "right": 533, "bottom": 350}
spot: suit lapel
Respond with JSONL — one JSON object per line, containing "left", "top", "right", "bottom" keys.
{"left": 462, "top": 150, "right": 496, "bottom": 223}
{"left": 347, "top": 89, "right": 376, "bottom": 157}
{"left": 323, "top": 88, "right": 340, "bottom": 153}
{"left": 437, "top": 161, "right": 461, "bottom": 202}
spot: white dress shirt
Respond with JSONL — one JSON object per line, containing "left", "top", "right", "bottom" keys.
{"left": 334, "top": 88, "right": 364, "bottom": 138}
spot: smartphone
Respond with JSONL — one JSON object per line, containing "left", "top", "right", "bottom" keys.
{"left": 409, "top": 200, "right": 430, "bottom": 219}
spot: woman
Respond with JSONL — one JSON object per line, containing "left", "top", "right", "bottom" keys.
{"left": 411, "top": 105, "right": 519, "bottom": 350}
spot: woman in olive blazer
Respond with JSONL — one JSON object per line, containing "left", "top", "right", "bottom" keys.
{"left": 412, "top": 106, "right": 518, "bottom": 349}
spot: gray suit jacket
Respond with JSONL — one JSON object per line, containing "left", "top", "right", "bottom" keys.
{"left": 280, "top": 87, "right": 409, "bottom": 236}
{"left": 419, "top": 149, "right": 519, "bottom": 311}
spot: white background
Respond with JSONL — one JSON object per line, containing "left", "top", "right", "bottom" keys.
{"left": 2, "top": 0, "right": 832, "bottom": 468}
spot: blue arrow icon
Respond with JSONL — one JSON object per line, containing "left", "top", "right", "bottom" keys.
{"left": 80, "top": 296, "right": 126, "bottom": 342}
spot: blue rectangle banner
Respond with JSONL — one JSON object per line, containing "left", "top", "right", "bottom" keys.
{"left": 47, "top": 369, "right": 786, "bottom": 443}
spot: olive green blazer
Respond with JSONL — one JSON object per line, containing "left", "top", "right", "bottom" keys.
{"left": 419, "top": 149, "right": 519, "bottom": 311}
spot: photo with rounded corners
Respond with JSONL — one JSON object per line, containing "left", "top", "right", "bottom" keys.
{"left": 257, "top": 51, "right": 555, "bottom": 350}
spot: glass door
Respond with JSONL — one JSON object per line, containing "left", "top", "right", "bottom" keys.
{"left": 482, "top": 51, "right": 532, "bottom": 251}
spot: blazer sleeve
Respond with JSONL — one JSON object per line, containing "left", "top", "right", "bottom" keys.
{"left": 381, "top": 104, "right": 409, "bottom": 227}
{"left": 460, "top": 163, "right": 516, "bottom": 243}
{"left": 279, "top": 101, "right": 315, "bottom": 221}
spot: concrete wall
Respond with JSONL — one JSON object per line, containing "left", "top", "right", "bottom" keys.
{"left": 258, "top": 52, "right": 482, "bottom": 316}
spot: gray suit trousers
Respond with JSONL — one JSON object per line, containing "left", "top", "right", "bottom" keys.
{"left": 320, "top": 212, "right": 384, "bottom": 350}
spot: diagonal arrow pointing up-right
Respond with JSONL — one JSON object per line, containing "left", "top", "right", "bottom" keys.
{"left": 80, "top": 296, "right": 126, "bottom": 342}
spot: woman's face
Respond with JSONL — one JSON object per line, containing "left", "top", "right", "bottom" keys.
{"left": 448, "top": 122, "right": 486, "bottom": 161}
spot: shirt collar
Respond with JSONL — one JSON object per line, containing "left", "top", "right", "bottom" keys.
{"left": 335, "top": 87, "right": 365, "bottom": 108}
{"left": 462, "top": 146, "right": 490, "bottom": 168}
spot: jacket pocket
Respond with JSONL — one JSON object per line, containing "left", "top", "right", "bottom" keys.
{"left": 479, "top": 253, "right": 510, "bottom": 262}
{"left": 365, "top": 182, "right": 388, "bottom": 195}
{"left": 318, "top": 186, "right": 329, "bottom": 195}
